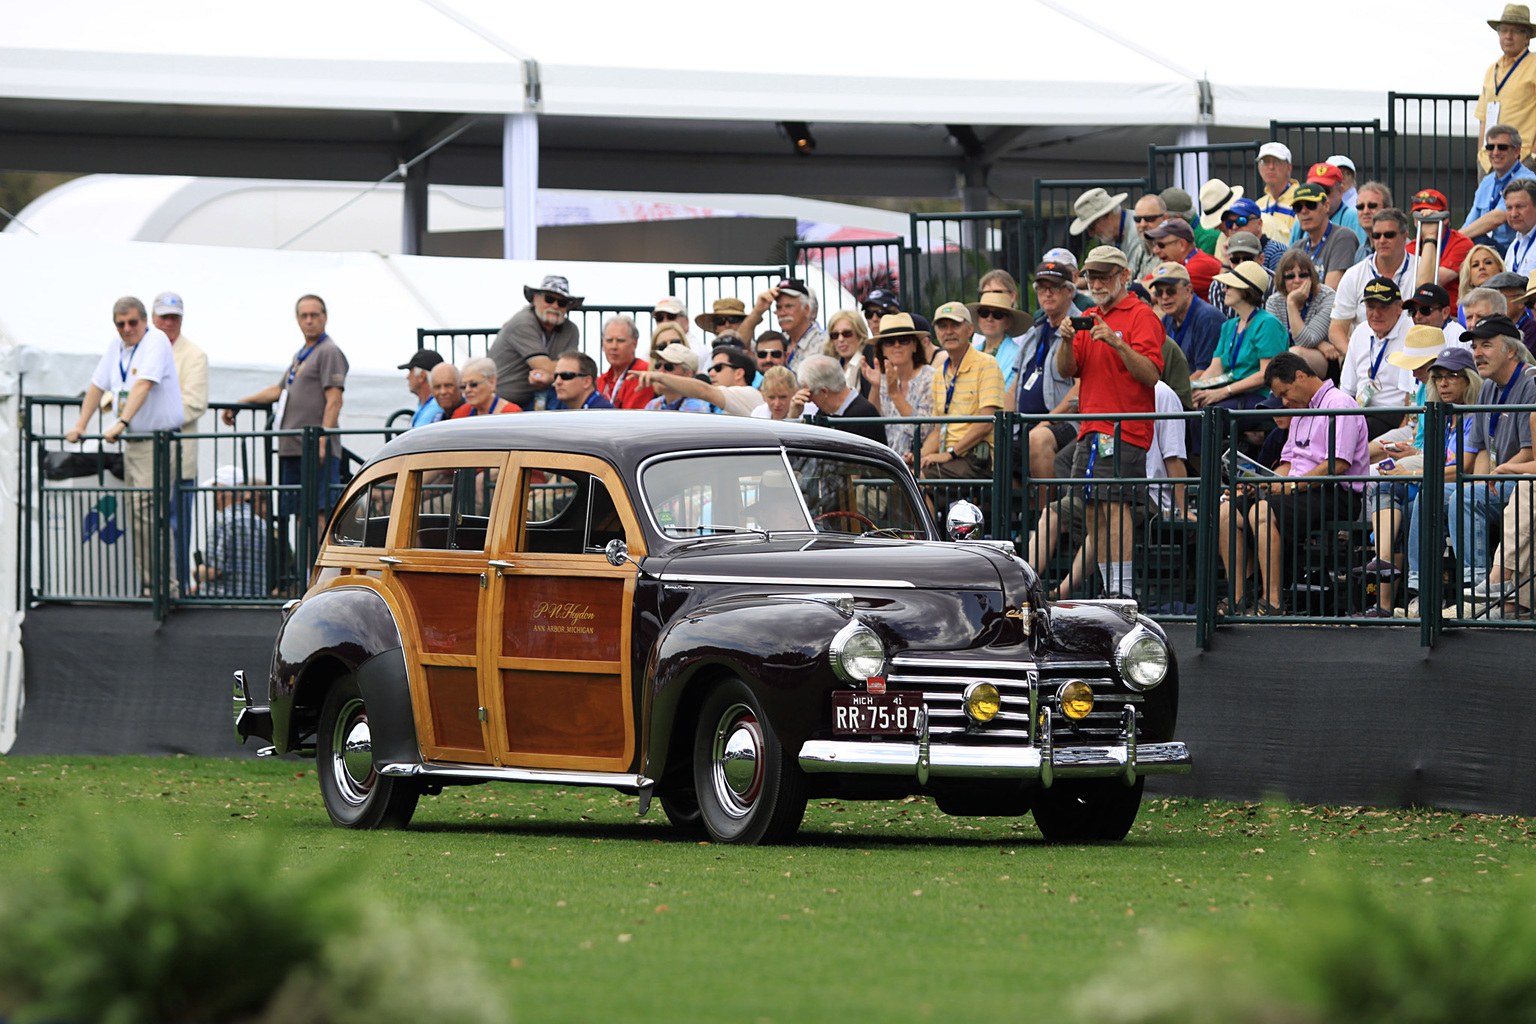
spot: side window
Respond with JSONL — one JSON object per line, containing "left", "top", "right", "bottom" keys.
{"left": 330, "top": 475, "right": 397, "bottom": 548}
{"left": 521, "top": 468, "right": 627, "bottom": 555}
{"left": 410, "top": 467, "right": 496, "bottom": 551}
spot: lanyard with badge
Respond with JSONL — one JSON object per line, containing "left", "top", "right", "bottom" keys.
{"left": 1488, "top": 371, "right": 1523, "bottom": 443}
{"left": 1489, "top": 50, "right": 1529, "bottom": 128}
{"left": 1019, "top": 323, "right": 1053, "bottom": 400}
{"left": 114, "top": 339, "right": 141, "bottom": 416}
{"left": 1514, "top": 230, "right": 1536, "bottom": 272}
{"left": 942, "top": 353, "right": 962, "bottom": 414}
{"left": 1301, "top": 221, "right": 1333, "bottom": 265}
{"left": 272, "top": 334, "right": 326, "bottom": 427}
{"left": 1357, "top": 334, "right": 1393, "bottom": 405}
{"left": 601, "top": 362, "right": 630, "bottom": 403}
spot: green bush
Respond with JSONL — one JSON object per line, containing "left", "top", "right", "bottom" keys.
{"left": 1076, "top": 865, "right": 1536, "bottom": 1024}
{"left": 0, "top": 810, "right": 508, "bottom": 1024}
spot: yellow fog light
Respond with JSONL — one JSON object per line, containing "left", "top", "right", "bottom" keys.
{"left": 963, "top": 682, "right": 1001, "bottom": 722}
{"left": 1057, "top": 681, "right": 1095, "bottom": 720}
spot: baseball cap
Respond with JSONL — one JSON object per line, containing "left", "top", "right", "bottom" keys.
{"left": 1225, "top": 232, "right": 1262, "bottom": 256}
{"left": 1224, "top": 197, "right": 1263, "bottom": 221}
{"left": 1362, "top": 277, "right": 1402, "bottom": 304}
{"left": 654, "top": 342, "right": 699, "bottom": 373}
{"left": 397, "top": 348, "right": 444, "bottom": 372}
{"left": 1149, "top": 262, "right": 1191, "bottom": 284}
{"left": 1081, "top": 245, "right": 1129, "bottom": 272}
{"left": 776, "top": 278, "right": 810, "bottom": 298}
{"left": 1293, "top": 183, "right": 1329, "bottom": 204}
{"left": 1307, "top": 162, "right": 1343, "bottom": 187}
{"left": 1146, "top": 219, "right": 1196, "bottom": 243}
{"left": 1326, "top": 154, "right": 1357, "bottom": 173}
{"left": 1160, "top": 187, "right": 1197, "bottom": 221}
{"left": 863, "top": 287, "right": 901, "bottom": 311}
{"left": 1257, "top": 141, "right": 1292, "bottom": 164}
{"left": 1411, "top": 189, "right": 1450, "bottom": 213}
{"left": 1034, "top": 259, "right": 1076, "bottom": 284}
{"left": 1460, "top": 313, "right": 1522, "bottom": 342}
{"left": 1041, "top": 247, "right": 1079, "bottom": 269}
{"left": 1403, "top": 283, "right": 1450, "bottom": 311}
{"left": 201, "top": 465, "right": 245, "bottom": 488}
{"left": 653, "top": 296, "right": 686, "bottom": 316}
{"left": 152, "top": 291, "right": 185, "bottom": 317}
{"left": 1429, "top": 348, "right": 1477, "bottom": 374}
{"left": 932, "top": 301, "right": 973, "bottom": 325}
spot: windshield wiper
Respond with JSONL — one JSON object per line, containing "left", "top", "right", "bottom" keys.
{"left": 668, "top": 525, "right": 771, "bottom": 539}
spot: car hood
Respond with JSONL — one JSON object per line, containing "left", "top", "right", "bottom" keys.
{"left": 648, "top": 536, "right": 1004, "bottom": 591}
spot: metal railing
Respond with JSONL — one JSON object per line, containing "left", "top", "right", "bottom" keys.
{"left": 908, "top": 212, "right": 1035, "bottom": 313}
{"left": 1387, "top": 92, "right": 1480, "bottom": 218}
{"left": 24, "top": 396, "right": 1536, "bottom": 646}
{"left": 667, "top": 267, "right": 787, "bottom": 338}
{"left": 1147, "top": 141, "right": 1263, "bottom": 200}
{"left": 1270, "top": 120, "right": 1383, "bottom": 186}
{"left": 785, "top": 237, "right": 912, "bottom": 320}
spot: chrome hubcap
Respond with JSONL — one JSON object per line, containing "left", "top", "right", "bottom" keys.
{"left": 710, "top": 704, "right": 764, "bottom": 819}
{"left": 330, "top": 697, "right": 374, "bottom": 806}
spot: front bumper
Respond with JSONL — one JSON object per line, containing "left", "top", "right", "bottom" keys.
{"left": 798, "top": 703, "right": 1191, "bottom": 786}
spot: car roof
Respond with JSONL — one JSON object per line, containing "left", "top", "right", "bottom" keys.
{"left": 365, "top": 410, "right": 908, "bottom": 476}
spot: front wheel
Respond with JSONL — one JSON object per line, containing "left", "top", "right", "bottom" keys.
{"left": 1030, "top": 776, "right": 1144, "bottom": 843}
{"left": 317, "top": 676, "right": 420, "bottom": 829}
{"left": 692, "top": 678, "right": 807, "bottom": 844}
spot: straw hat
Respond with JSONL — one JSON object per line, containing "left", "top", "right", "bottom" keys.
{"left": 695, "top": 297, "right": 749, "bottom": 331}
{"left": 1490, "top": 4, "right": 1535, "bottom": 30}
{"left": 873, "top": 312, "right": 930, "bottom": 340}
{"left": 1069, "top": 188, "right": 1129, "bottom": 236}
{"left": 1387, "top": 325, "right": 1448, "bottom": 371}
{"left": 1213, "top": 262, "right": 1272, "bottom": 295}
{"left": 1198, "top": 178, "right": 1245, "bottom": 230}
{"left": 965, "top": 292, "right": 1030, "bottom": 335}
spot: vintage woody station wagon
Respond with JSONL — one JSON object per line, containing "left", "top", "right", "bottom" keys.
{"left": 235, "top": 412, "right": 1190, "bottom": 844}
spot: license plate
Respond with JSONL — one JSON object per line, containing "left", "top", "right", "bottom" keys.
{"left": 832, "top": 691, "right": 922, "bottom": 735}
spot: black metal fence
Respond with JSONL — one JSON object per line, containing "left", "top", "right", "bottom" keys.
{"left": 908, "top": 212, "right": 1035, "bottom": 313}
{"left": 1147, "top": 141, "right": 1263, "bottom": 199}
{"left": 666, "top": 267, "right": 787, "bottom": 338}
{"left": 1029, "top": 178, "right": 1150, "bottom": 262}
{"left": 24, "top": 395, "right": 1536, "bottom": 647}
{"left": 1387, "top": 92, "right": 1480, "bottom": 219}
{"left": 785, "top": 238, "right": 911, "bottom": 322}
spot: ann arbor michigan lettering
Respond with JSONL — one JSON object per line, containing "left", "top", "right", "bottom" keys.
{"left": 530, "top": 601, "right": 596, "bottom": 634}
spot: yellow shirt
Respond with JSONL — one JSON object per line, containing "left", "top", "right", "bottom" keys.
{"left": 931, "top": 348, "right": 1004, "bottom": 450}
{"left": 1478, "top": 50, "right": 1536, "bottom": 171}
{"left": 1258, "top": 180, "right": 1299, "bottom": 245}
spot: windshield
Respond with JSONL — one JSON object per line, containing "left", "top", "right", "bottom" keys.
{"left": 641, "top": 451, "right": 928, "bottom": 539}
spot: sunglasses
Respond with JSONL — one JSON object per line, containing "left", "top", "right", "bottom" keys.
{"left": 463, "top": 378, "right": 489, "bottom": 388}
{"left": 552, "top": 371, "right": 588, "bottom": 381}
{"left": 713, "top": 315, "right": 746, "bottom": 326}
{"left": 828, "top": 329, "right": 859, "bottom": 340}
{"left": 1356, "top": 201, "right": 1382, "bottom": 211}
{"left": 1487, "top": 142, "right": 1515, "bottom": 152}
{"left": 1282, "top": 271, "right": 1310, "bottom": 281}
{"left": 1222, "top": 214, "right": 1256, "bottom": 228}
{"left": 114, "top": 318, "right": 142, "bottom": 328}
{"left": 1229, "top": 253, "right": 1255, "bottom": 265}
{"left": 880, "top": 336, "right": 915, "bottom": 347}
{"left": 756, "top": 348, "right": 785, "bottom": 359}
{"left": 540, "top": 293, "right": 575, "bottom": 309}
{"left": 708, "top": 362, "right": 732, "bottom": 373}
{"left": 1133, "top": 214, "right": 1163, "bottom": 223}
{"left": 863, "top": 306, "right": 897, "bottom": 317}
{"left": 655, "top": 361, "right": 678, "bottom": 372}
{"left": 1293, "top": 200, "right": 1322, "bottom": 211}
{"left": 653, "top": 311, "right": 684, "bottom": 322}
{"left": 1150, "top": 286, "right": 1180, "bottom": 298}
{"left": 1371, "top": 230, "right": 1400, "bottom": 241}
{"left": 977, "top": 308, "right": 1013, "bottom": 320}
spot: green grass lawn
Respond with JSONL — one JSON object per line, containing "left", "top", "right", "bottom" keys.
{"left": 3, "top": 755, "right": 1533, "bottom": 1024}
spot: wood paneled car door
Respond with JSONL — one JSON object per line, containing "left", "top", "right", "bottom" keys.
{"left": 388, "top": 455, "right": 510, "bottom": 765}
{"left": 487, "top": 455, "right": 647, "bottom": 773}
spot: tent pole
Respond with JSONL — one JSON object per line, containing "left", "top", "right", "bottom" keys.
{"left": 503, "top": 113, "right": 538, "bottom": 261}
{"left": 402, "top": 157, "right": 428, "bottom": 256}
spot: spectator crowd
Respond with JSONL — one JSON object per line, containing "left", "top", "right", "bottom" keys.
{"left": 61, "top": 4, "right": 1536, "bottom": 620}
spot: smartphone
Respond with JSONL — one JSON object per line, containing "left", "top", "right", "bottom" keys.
{"left": 1069, "top": 315, "right": 1095, "bottom": 331}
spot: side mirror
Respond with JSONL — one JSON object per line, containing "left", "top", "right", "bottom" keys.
{"left": 604, "top": 538, "right": 629, "bottom": 567}
{"left": 946, "top": 499, "right": 984, "bottom": 541}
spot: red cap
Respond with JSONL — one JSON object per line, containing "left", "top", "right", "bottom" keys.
{"left": 1307, "top": 162, "right": 1343, "bottom": 187}
{"left": 1412, "top": 188, "right": 1449, "bottom": 213}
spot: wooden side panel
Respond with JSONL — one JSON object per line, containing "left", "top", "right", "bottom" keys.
{"left": 500, "top": 670, "right": 626, "bottom": 760}
{"left": 502, "top": 576, "right": 623, "bottom": 662}
{"left": 423, "top": 665, "right": 485, "bottom": 753}
{"left": 397, "top": 572, "right": 479, "bottom": 655}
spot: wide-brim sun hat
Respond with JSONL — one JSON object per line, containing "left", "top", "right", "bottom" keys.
{"left": 874, "top": 312, "right": 930, "bottom": 341}
{"left": 1069, "top": 187, "right": 1130, "bottom": 236}
{"left": 695, "top": 297, "right": 749, "bottom": 331}
{"left": 1198, "top": 178, "right": 1246, "bottom": 230}
{"left": 1213, "top": 262, "right": 1272, "bottom": 294}
{"left": 1387, "top": 325, "right": 1449, "bottom": 370}
{"left": 965, "top": 294, "right": 1031, "bottom": 335}
{"left": 522, "top": 274, "right": 584, "bottom": 306}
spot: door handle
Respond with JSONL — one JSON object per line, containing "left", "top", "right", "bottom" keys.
{"left": 488, "top": 559, "right": 515, "bottom": 576}
{"left": 379, "top": 556, "right": 403, "bottom": 566}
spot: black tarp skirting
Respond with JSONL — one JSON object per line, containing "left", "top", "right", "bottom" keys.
{"left": 10, "top": 609, "right": 1536, "bottom": 816}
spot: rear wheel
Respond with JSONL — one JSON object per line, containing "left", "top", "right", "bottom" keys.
{"left": 692, "top": 678, "right": 807, "bottom": 845}
{"left": 1030, "top": 777, "right": 1144, "bottom": 843}
{"left": 317, "top": 676, "right": 420, "bottom": 829}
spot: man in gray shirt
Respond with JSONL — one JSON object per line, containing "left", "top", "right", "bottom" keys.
{"left": 1442, "top": 314, "right": 1536, "bottom": 588}
{"left": 489, "top": 274, "right": 582, "bottom": 408}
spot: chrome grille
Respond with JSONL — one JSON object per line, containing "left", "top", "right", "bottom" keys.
{"left": 884, "top": 655, "right": 1140, "bottom": 744}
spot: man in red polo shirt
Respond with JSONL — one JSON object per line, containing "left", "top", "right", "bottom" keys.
{"left": 1144, "top": 219, "right": 1222, "bottom": 299}
{"left": 1405, "top": 188, "right": 1474, "bottom": 310}
{"left": 595, "top": 315, "right": 655, "bottom": 409}
{"left": 1056, "top": 245, "right": 1165, "bottom": 600}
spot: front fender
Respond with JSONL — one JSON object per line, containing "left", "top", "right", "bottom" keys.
{"left": 645, "top": 593, "right": 854, "bottom": 787}
{"left": 271, "top": 586, "right": 418, "bottom": 761}
{"left": 1044, "top": 603, "right": 1179, "bottom": 741}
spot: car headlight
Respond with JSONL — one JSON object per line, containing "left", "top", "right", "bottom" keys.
{"left": 830, "top": 620, "right": 886, "bottom": 682}
{"left": 1115, "top": 625, "right": 1169, "bottom": 691}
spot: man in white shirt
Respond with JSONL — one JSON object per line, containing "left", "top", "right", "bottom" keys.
{"left": 1341, "top": 278, "right": 1417, "bottom": 438}
{"left": 1329, "top": 207, "right": 1418, "bottom": 357}
{"left": 1502, "top": 178, "right": 1536, "bottom": 276}
{"left": 65, "top": 296, "right": 185, "bottom": 597}
{"left": 634, "top": 343, "right": 766, "bottom": 416}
